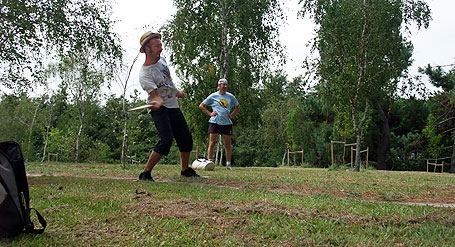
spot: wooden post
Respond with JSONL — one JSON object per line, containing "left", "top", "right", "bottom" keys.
{"left": 343, "top": 143, "right": 346, "bottom": 166}
{"left": 301, "top": 149, "right": 304, "bottom": 165}
{"left": 350, "top": 146, "right": 354, "bottom": 168}
{"left": 287, "top": 149, "right": 290, "bottom": 167}
{"left": 331, "top": 142, "right": 334, "bottom": 169}
{"left": 293, "top": 151, "right": 296, "bottom": 166}
{"left": 427, "top": 160, "right": 429, "bottom": 172}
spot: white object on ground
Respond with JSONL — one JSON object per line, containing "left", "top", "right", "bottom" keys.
{"left": 191, "top": 158, "right": 215, "bottom": 171}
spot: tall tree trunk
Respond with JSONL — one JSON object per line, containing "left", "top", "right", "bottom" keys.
{"left": 41, "top": 115, "right": 53, "bottom": 162}
{"left": 119, "top": 54, "right": 139, "bottom": 168}
{"left": 353, "top": 0, "right": 369, "bottom": 172}
{"left": 219, "top": 0, "right": 231, "bottom": 78}
{"left": 354, "top": 133, "right": 363, "bottom": 171}
{"left": 375, "top": 102, "right": 390, "bottom": 170}
{"left": 26, "top": 102, "right": 40, "bottom": 162}
{"left": 41, "top": 125, "right": 50, "bottom": 163}
{"left": 76, "top": 111, "right": 84, "bottom": 162}
{"left": 121, "top": 116, "right": 128, "bottom": 168}
{"left": 120, "top": 89, "right": 128, "bottom": 168}
{"left": 354, "top": 100, "right": 369, "bottom": 172}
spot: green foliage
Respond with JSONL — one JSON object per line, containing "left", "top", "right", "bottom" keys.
{"left": 332, "top": 105, "right": 355, "bottom": 139}
{"left": 419, "top": 64, "right": 455, "bottom": 92}
{"left": 47, "top": 128, "right": 75, "bottom": 162}
{"left": 0, "top": 94, "right": 31, "bottom": 143}
{"left": 86, "top": 141, "right": 114, "bottom": 163}
{"left": 286, "top": 96, "right": 335, "bottom": 167}
{"left": 234, "top": 127, "right": 271, "bottom": 166}
{"left": 389, "top": 97, "right": 429, "bottom": 136}
{"left": 300, "top": 0, "right": 431, "bottom": 170}
{"left": 1, "top": 0, "right": 122, "bottom": 92}
{"left": 261, "top": 101, "right": 289, "bottom": 149}
{"left": 422, "top": 114, "right": 443, "bottom": 158}
{"left": 419, "top": 63, "right": 455, "bottom": 172}
{"left": 1, "top": 0, "right": 448, "bottom": 172}
{"left": 388, "top": 132, "right": 426, "bottom": 171}
{"left": 162, "top": 0, "right": 285, "bottom": 147}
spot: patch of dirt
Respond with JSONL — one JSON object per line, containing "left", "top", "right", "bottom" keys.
{"left": 27, "top": 171, "right": 455, "bottom": 208}
{"left": 122, "top": 195, "right": 455, "bottom": 231}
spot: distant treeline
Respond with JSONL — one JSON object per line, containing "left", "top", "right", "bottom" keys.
{"left": 0, "top": 78, "right": 452, "bottom": 171}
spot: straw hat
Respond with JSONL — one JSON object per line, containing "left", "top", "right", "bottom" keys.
{"left": 139, "top": 31, "right": 162, "bottom": 53}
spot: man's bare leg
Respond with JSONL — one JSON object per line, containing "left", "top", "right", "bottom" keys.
{"left": 207, "top": 133, "right": 218, "bottom": 160}
{"left": 144, "top": 151, "right": 162, "bottom": 171}
{"left": 180, "top": 151, "right": 190, "bottom": 171}
{"left": 222, "top": 134, "right": 233, "bottom": 170}
{"left": 139, "top": 151, "right": 162, "bottom": 180}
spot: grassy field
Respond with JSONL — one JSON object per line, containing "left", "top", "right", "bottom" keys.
{"left": 1, "top": 162, "right": 455, "bottom": 246}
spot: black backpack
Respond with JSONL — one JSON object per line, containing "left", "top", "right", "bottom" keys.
{"left": 0, "top": 141, "right": 47, "bottom": 238}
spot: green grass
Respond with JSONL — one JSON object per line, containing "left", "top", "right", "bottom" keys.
{"left": 1, "top": 162, "right": 455, "bottom": 246}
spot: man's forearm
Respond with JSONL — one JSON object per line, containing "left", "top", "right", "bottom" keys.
{"left": 230, "top": 105, "right": 240, "bottom": 118}
{"left": 199, "top": 103, "right": 211, "bottom": 116}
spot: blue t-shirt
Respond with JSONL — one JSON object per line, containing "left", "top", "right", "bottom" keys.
{"left": 203, "top": 92, "right": 239, "bottom": 125}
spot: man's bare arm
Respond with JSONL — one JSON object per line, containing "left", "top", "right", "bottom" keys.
{"left": 148, "top": 89, "right": 163, "bottom": 111}
{"left": 229, "top": 104, "right": 240, "bottom": 118}
{"left": 199, "top": 102, "right": 217, "bottom": 117}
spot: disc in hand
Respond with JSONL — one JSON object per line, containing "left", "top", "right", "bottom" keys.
{"left": 128, "top": 104, "right": 152, "bottom": 111}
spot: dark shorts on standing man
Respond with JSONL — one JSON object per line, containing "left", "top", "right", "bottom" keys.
{"left": 208, "top": 123, "right": 232, "bottom": 136}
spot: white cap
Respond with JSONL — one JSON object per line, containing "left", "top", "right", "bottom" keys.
{"left": 218, "top": 78, "right": 228, "bottom": 84}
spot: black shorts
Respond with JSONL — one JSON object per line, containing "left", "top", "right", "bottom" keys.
{"left": 208, "top": 123, "right": 232, "bottom": 136}
{"left": 150, "top": 107, "right": 193, "bottom": 155}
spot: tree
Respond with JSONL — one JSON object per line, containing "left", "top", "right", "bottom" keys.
{"left": 40, "top": 92, "right": 59, "bottom": 162}
{"left": 113, "top": 55, "right": 139, "bottom": 168}
{"left": 50, "top": 49, "right": 115, "bottom": 162}
{"left": 419, "top": 63, "right": 455, "bottom": 172}
{"left": 1, "top": 0, "right": 122, "bottom": 92}
{"left": 300, "top": 0, "right": 431, "bottom": 171}
{"left": 287, "top": 94, "right": 335, "bottom": 167}
{"left": 374, "top": 97, "right": 429, "bottom": 170}
{"left": 161, "top": 0, "right": 285, "bottom": 149}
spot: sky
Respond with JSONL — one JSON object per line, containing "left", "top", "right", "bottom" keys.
{"left": 111, "top": 0, "right": 455, "bottom": 98}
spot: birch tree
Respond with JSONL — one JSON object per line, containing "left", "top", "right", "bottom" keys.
{"left": 161, "top": 0, "right": 285, "bottom": 145}
{"left": 300, "top": 0, "right": 431, "bottom": 171}
{"left": 1, "top": 0, "right": 122, "bottom": 93}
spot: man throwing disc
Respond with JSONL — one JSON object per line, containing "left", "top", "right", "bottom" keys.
{"left": 199, "top": 78, "right": 240, "bottom": 170}
{"left": 138, "top": 31, "right": 199, "bottom": 181}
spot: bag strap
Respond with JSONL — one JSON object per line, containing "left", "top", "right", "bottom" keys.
{"left": 24, "top": 208, "right": 47, "bottom": 234}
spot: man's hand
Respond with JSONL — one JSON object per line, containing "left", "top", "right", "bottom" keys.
{"left": 176, "top": 90, "right": 185, "bottom": 99}
{"left": 229, "top": 104, "right": 240, "bottom": 118}
{"left": 148, "top": 89, "right": 163, "bottom": 111}
{"left": 199, "top": 102, "right": 217, "bottom": 117}
{"left": 147, "top": 100, "right": 162, "bottom": 111}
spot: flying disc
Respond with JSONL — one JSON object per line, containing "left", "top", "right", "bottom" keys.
{"left": 128, "top": 104, "right": 152, "bottom": 111}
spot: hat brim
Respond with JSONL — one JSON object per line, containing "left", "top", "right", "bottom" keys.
{"left": 140, "top": 33, "right": 162, "bottom": 53}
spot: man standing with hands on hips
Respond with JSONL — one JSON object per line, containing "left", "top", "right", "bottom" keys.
{"left": 138, "top": 31, "right": 199, "bottom": 181}
{"left": 199, "top": 78, "right": 240, "bottom": 170}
